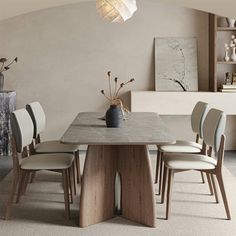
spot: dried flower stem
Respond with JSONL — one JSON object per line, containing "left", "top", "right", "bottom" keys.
{"left": 101, "top": 90, "right": 112, "bottom": 102}
{"left": 101, "top": 72, "right": 135, "bottom": 115}
{"left": 114, "top": 77, "right": 118, "bottom": 98}
{"left": 108, "top": 71, "right": 112, "bottom": 100}
{"left": 0, "top": 57, "right": 18, "bottom": 73}
{"left": 115, "top": 78, "right": 135, "bottom": 97}
{"left": 0, "top": 62, "right": 4, "bottom": 73}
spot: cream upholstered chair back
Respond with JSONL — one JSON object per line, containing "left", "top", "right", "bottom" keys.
{"left": 26, "top": 102, "right": 46, "bottom": 138}
{"left": 191, "top": 101, "right": 209, "bottom": 139}
{"left": 203, "top": 108, "right": 226, "bottom": 153}
{"left": 10, "top": 109, "right": 34, "bottom": 153}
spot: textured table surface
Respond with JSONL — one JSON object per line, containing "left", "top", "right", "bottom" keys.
{"left": 61, "top": 112, "right": 175, "bottom": 145}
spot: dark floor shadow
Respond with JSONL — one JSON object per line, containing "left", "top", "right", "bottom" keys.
{"left": 156, "top": 216, "right": 167, "bottom": 220}
{"left": 107, "top": 216, "right": 150, "bottom": 227}
{"left": 0, "top": 208, "right": 80, "bottom": 227}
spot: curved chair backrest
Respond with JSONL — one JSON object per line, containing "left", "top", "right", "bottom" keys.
{"left": 191, "top": 101, "right": 209, "bottom": 138}
{"left": 26, "top": 102, "right": 46, "bottom": 139}
{"left": 203, "top": 108, "right": 226, "bottom": 153}
{"left": 11, "top": 109, "right": 34, "bottom": 153}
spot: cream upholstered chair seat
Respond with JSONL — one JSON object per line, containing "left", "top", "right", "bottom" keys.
{"left": 163, "top": 153, "right": 217, "bottom": 170}
{"left": 159, "top": 140, "right": 202, "bottom": 153}
{"left": 21, "top": 153, "right": 74, "bottom": 170}
{"left": 34, "top": 140, "right": 79, "bottom": 154}
{"left": 162, "top": 108, "right": 231, "bottom": 220}
{"left": 26, "top": 101, "right": 81, "bottom": 183}
{"left": 5, "top": 108, "right": 74, "bottom": 220}
{"left": 155, "top": 101, "right": 209, "bottom": 191}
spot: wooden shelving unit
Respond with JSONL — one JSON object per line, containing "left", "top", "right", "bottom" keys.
{"left": 217, "top": 61, "right": 236, "bottom": 64}
{"left": 209, "top": 14, "right": 236, "bottom": 92}
{"left": 217, "top": 27, "right": 236, "bottom": 31}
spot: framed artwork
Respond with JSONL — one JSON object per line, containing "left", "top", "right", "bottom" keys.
{"left": 155, "top": 37, "right": 198, "bottom": 91}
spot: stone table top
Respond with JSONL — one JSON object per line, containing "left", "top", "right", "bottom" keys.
{"left": 61, "top": 112, "right": 175, "bottom": 145}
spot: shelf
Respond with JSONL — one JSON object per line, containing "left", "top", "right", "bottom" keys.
{"left": 131, "top": 91, "right": 236, "bottom": 115}
{"left": 217, "top": 27, "right": 236, "bottom": 31}
{"left": 217, "top": 61, "right": 236, "bottom": 64}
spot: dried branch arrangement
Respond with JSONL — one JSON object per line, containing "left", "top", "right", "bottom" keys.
{"left": 0, "top": 57, "right": 18, "bottom": 73}
{"left": 101, "top": 71, "right": 135, "bottom": 113}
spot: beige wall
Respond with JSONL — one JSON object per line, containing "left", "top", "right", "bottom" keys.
{"left": 0, "top": 0, "right": 86, "bottom": 21}
{"left": 0, "top": 1, "right": 211, "bottom": 144}
{"left": 1, "top": 0, "right": 236, "bottom": 22}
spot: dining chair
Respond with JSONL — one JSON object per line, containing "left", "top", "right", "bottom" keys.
{"left": 26, "top": 102, "right": 81, "bottom": 184}
{"left": 155, "top": 101, "right": 210, "bottom": 195}
{"left": 5, "top": 108, "right": 74, "bottom": 220}
{"left": 162, "top": 108, "right": 231, "bottom": 220}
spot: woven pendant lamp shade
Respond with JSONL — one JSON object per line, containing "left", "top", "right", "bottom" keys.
{"left": 96, "top": 0, "right": 137, "bottom": 23}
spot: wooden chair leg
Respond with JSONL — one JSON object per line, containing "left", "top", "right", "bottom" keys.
{"left": 158, "top": 152, "right": 163, "bottom": 195}
{"left": 69, "top": 165, "right": 75, "bottom": 196}
{"left": 5, "top": 170, "right": 19, "bottom": 220}
{"left": 68, "top": 168, "right": 73, "bottom": 204}
{"left": 206, "top": 173, "right": 214, "bottom": 195}
{"left": 161, "top": 165, "right": 168, "bottom": 204}
{"left": 216, "top": 172, "right": 231, "bottom": 220}
{"left": 72, "top": 163, "right": 77, "bottom": 195}
{"left": 210, "top": 174, "right": 219, "bottom": 203}
{"left": 166, "top": 169, "right": 174, "bottom": 220}
{"left": 30, "top": 171, "right": 36, "bottom": 183}
{"left": 155, "top": 149, "right": 161, "bottom": 184}
{"left": 62, "top": 170, "right": 70, "bottom": 220}
{"left": 75, "top": 151, "right": 81, "bottom": 184}
{"left": 16, "top": 171, "right": 27, "bottom": 203}
{"left": 22, "top": 171, "right": 31, "bottom": 195}
{"left": 200, "top": 171, "right": 205, "bottom": 183}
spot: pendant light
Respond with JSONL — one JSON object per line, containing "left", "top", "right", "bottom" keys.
{"left": 96, "top": 0, "right": 137, "bottom": 23}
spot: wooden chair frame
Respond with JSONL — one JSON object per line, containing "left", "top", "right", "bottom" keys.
{"left": 34, "top": 134, "right": 81, "bottom": 184}
{"left": 5, "top": 136, "right": 74, "bottom": 221}
{"left": 156, "top": 134, "right": 208, "bottom": 196}
{"left": 161, "top": 135, "right": 231, "bottom": 220}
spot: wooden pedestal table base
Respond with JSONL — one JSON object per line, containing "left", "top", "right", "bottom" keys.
{"left": 79, "top": 145, "right": 156, "bottom": 228}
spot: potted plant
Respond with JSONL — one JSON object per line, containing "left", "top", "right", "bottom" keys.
{"left": 0, "top": 57, "right": 18, "bottom": 91}
{"left": 101, "top": 71, "right": 135, "bottom": 128}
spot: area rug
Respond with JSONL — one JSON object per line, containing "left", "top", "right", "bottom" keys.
{"left": 0, "top": 153, "right": 235, "bottom": 236}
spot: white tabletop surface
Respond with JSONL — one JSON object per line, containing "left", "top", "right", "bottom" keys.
{"left": 61, "top": 112, "right": 175, "bottom": 145}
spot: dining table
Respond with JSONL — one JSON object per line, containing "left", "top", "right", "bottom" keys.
{"left": 61, "top": 112, "right": 175, "bottom": 228}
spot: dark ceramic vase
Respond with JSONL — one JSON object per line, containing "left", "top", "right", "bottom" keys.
{"left": 0, "top": 73, "right": 4, "bottom": 91}
{"left": 106, "top": 105, "right": 123, "bottom": 128}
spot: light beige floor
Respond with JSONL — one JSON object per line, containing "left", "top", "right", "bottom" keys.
{"left": 0, "top": 153, "right": 236, "bottom": 236}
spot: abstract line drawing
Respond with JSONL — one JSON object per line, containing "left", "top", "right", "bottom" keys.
{"left": 155, "top": 37, "right": 198, "bottom": 91}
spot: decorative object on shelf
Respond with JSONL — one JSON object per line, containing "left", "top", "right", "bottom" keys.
{"left": 155, "top": 37, "right": 198, "bottom": 91}
{"left": 226, "top": 18, "right": 236, "bottom": 28}
{"left": 232, "top": 72, "right": 236, "bottom": 85}
{"left": 225, "top": 72, "right": 232, "bottom": 85}
{"left": 101, "top": 71, "right": 135, "bottom": 127}
{"left": 0, "top": 57, "right": 18, "bottom": 91}
{"left": 220, "top": 82, "right": 236, "bottom": 92}
{"left": 230, "top": 46, "right": 236, "bottom": 61}
{"left": 224, "top": 44, "right": 230, "bottom": 62}
{"left": 230, "top": 35, "right": 236, "bottom": 61}
{"left": 96, "top": 0, "right": 137, "bottom": 23}
{"left": 0, "top": 90, "right": 16, "bottom": 156}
